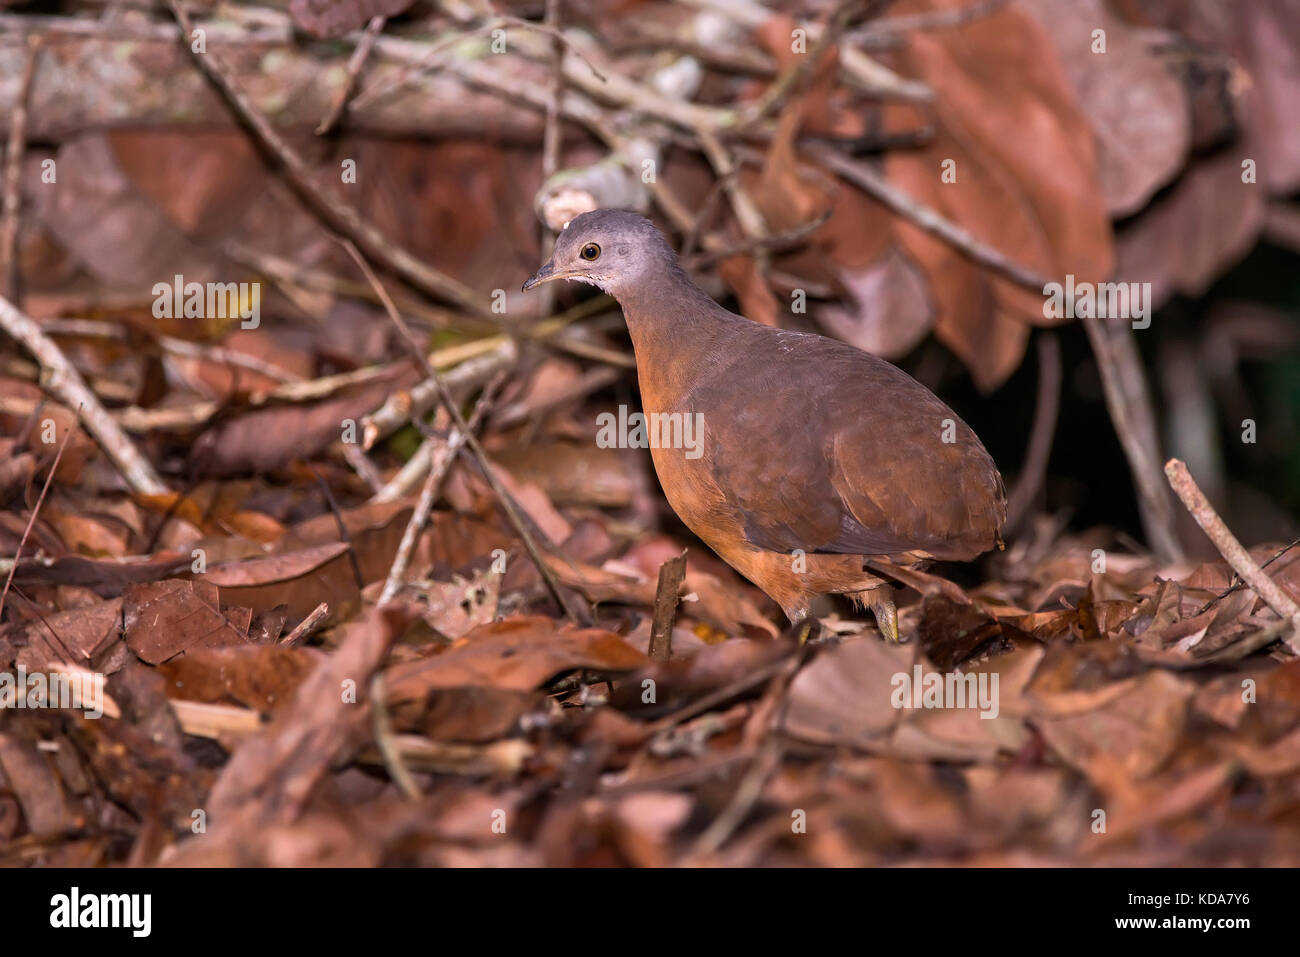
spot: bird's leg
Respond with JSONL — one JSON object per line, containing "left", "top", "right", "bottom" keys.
{"left": 868, "top": 586, "right": 900, "bottom": 643}
{"left": 781, "top": 605, "right": 820, "bottom": 644}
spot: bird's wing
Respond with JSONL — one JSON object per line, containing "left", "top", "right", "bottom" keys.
{"left": 687, "top": 333, "right": 1004, "bottom": 561}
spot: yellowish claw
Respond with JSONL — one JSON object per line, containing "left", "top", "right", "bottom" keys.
{"left": 870, "top": 597, "right": 900, "bottom": 643}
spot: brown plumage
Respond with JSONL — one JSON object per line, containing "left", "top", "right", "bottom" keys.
{"left": 524, "top": 210, "right": 1005, "bottom": 639}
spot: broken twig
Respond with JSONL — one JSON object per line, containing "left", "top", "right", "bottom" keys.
{"left": 0, "top": 295, "right": 169, "bottom": 496}
{"left": 1165, "top": 458, "right": 1300, "bottom": 653}
{"left": 648, "top": 552, "right": 688, "bottom": 661}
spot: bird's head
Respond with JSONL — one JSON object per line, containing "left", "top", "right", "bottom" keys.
{"left": 522, "top": 209, "right": 677, "bottom": 299}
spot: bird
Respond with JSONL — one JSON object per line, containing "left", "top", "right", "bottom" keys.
{"left": 523, "top": 209, "right": 1005, "bottom": 641}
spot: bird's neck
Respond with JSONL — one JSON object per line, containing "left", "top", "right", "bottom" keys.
{"left": 616, "top": 277, "right": 742, "bottom": 407}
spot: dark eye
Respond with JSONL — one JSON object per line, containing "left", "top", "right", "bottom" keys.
{"left": 580, "top": 242, "right": 601, "bottom": 262}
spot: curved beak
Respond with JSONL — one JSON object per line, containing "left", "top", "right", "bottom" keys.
{"left": 522, "top": 260, "right": 557, "bottom": 292}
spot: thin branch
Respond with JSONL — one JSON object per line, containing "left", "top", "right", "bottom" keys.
{"left": 534, "top": 0, "right": 565, "bottom": 319}
{"left": 341, "top": 442, "right": 385, "bottom": 495}
{"left": 338, "top": 239, "right": 585, "bottom": 623}
{"left": 1197, "top": 537, "right": 1300, "bottom": 616}
{"left": 853, "top": 0, "right": 1011, "bottom": 36}
{"left": 1086, "top": 315, "right": 1185, "bottom": 562}
{"left": 0, "top": 294, "right": 169, "bottom": 496}
{"left": 0, "top": 36, "right": 42, "bottom": 302}
{"left": 1005, "top": 332, "right": 1062, "bottom": 531}
{"left": 165, "top": 0, "right": 490, "bottom": 317}
{"left": 1165, "top": 458, "right": 1300, "bottom": 653}
{"left": 684, "top": 209, "right": 831, "bottom": 270}
{"left": 694, "top": 124, "right": 768, "bottom": 241}
{"left": 280, "top": 602, "right": 330, "bottom": 646}
{"left": 352, "top": 13, "right": 604, "bottom": 114}
{"left": 370, "top": 673, "right": 422, "bottom": 800}
{"left": 359, "top": 295, "right": 613, "bottom": 449}
{"left": 742, "top": 0, "right": 866, "bottom": 126}
{"left": 316, "top": 15, "right": 385, "bottom": 136}
{"left": 157, "top": 334, "right": 302, "bottom": 384}
{"left": 807, "top": 143, "right": 1052, "bottom": 290}
{"left": 648, "top": 552, "right": 688, "bottom": 662}
{"left": 308, "top": 465, "right": 366, "bottom": 592}
{"left": 0, "top": 407, "right": 77, "bottom": 621}
{"left": 377, "top": 374, "right": 504, "bottom": 606}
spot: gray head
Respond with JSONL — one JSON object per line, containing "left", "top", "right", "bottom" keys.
{"left": 522, "top": 209, "right": 681, "bottom": 299}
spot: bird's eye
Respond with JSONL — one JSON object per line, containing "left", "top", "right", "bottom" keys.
{"left": 580, "top": 242, "right": 601, "bottom": 262}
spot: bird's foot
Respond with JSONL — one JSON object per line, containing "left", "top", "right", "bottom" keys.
{"left": 869, "top": 595, "right": 900, "bottom": 643}
{"left": 780, "top": 612, "right": 822, "bottom": 644}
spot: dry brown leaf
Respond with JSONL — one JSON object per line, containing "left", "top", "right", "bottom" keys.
{"left": 385, "top": 616, "right": 645, "bottom": 699}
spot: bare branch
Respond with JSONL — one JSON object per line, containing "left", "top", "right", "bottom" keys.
{"left": 0, "top": 294, "right": 170, "bottom": 496}
{"left": 1166, "top": 458, "right": 1300, "bottom": 652}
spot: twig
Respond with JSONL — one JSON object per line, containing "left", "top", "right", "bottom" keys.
{"left": 0, "top": 294, "right": 169, "bottom": 496}
{"left": 645, "top": 657, "right": 792, "bottom": 733}
{"left": 223, "top": 241, "right": 487, "bottom": 334}
{"left": 857, "top": 0, "right": 1008, "bottom": 36}
{"left": 280, "top": 602, "right": 329, "bottom": 646}
{"left": 0, "top": 406, "right": 77, "bottom": 621}
{"left": 689, "top": 642, "right": 809, "bottom": 856}
{"left": 352, "top": 13, "right": 604, "bottom": 114}
{"left": 0, "top": 36, "right": 42, "bottom": 301}
{"left": 369, "top": 673, "right": 422, "bottom": 800}
{"left": 308, "top": 465, "right": 366, "bottom": 592}
{"left": 1086, "top": 316, "right": 1185, "bottom": 562}
{"left": 684, "top": 210, "right": 831, "bottom": 270}
{"left": 1005, "top": 332, "right": 1061, "bottom": 532}
{"left": 370, "top": 423, "right": 445, "bottom": 503}
{"left": 853, "top": 0, "right": 1011, "bottom": 36}
{"left": 694, "top": 124, "right": 768, "bottom": 241}
{"left": 359, "top": 295, "right": 613, "bottom": 449}
{"left": 535, "top": 0, "right": 565, "bottom": 319}
{"left": 0, "top": 10, "right": 289, "bottom": 44}
{"left": 169, "top": 697, "right": 530, "bottom": 773}
{"left": 377, "top": 375, "right": 504, "bottom": 605}
{"left": 648, "top": 552, "right": 687, "bottom": 662}
{"left": 166, "top": 0, "right": 489, "bottom": 317}
{"left": 742, "top": 0, "right": 866, "bottom": 126}
{"left": 1196, "top": 537, "right": 1300, "bottom": 616}
{"left": 316, "top": 15, "right": 385, "bottom": 136}
{"left": 158, "top": 334, "right": 302, "bottom": 384}
{"left": 341, "top": 442, "right": 385, "bottom": 494}
{"left": 806, "top": 143, "right": 1051, "bottom": 290}
{"left": 339, "top": 239, "right": 585, "bottom": 623}
{"left": 679, "top": 172, "right": 732, "bottom": 260}
{"left": 691, "top": 739, "right": 783, "bottom": 857}
{"left": 1165, "top": 458, "right": 1300, "bottom": 653}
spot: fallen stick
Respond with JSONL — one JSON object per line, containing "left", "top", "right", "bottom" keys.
{"left": 1165, "top": 458, "right": 1300, "bottom": 653}
{"left": 648, "top": 552, "right": 688, "bottom": 662}
{"left": 168, "top": 699, "right": 532, "bottom": 773}
{"left": 806, "top": 143, "right": 1052, "bottom": 291}
{"left": 352, "top": 13, "right": 605, "bottom": 114}
{"left": 369, "top": 673, "right": 421, "bottom": 800}
{"left": 1087, "top": 316, "right": 1185, "bottom": 562}
{"left": 852, "top": 0, "right": 1012, "bottom": 37}
{"left": 0, "top": 407, "right": 77, "bottom": 620}
{"left": 377, "top": 375, "right": 504, "bottom": 605}
{"left": 280, "top": 602, "right": 330, "bottom": 647}
{"left": 340, "top": 239, "right": 586, "bottom": 623}
{"left": 0, "top": 35, "right": 41, "bottom": 301}
{"left": 166, "top": 0, "right": 490, "bottom": 317}
{"left": 316, "top": 15, "right": 385, "bottom": 136}
{"left": 1004, "top": 332, "right": 1062, "bottom": 531}
{"left": 1196, "top": 537, "right": 1300, "bottom": 616}
{"left": 359, "top": 295, "right": 614, "bottom": 449}
{"left": 0, "top": 294, "right": 170, "bottom": 496}
{"left": 740, "top": 0, "right": 867, "bottom": 126}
